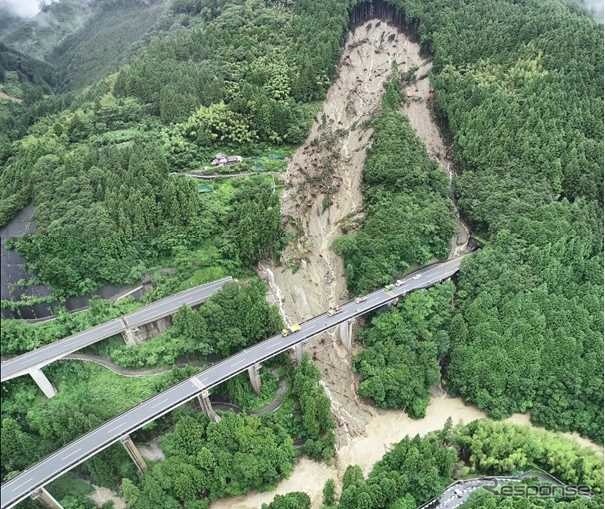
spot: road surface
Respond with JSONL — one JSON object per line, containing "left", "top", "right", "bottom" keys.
{"left": 419, "top": 469, "right": 593, "bottom": 509}
{"left": 0, "top": 277, "right": 232, "bottom": 382}
{"left": 0, "top": 257, "right": 464, "bottom": 508}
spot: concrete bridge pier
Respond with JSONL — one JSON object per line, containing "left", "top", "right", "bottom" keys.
{"left": 121, "top": 326, "right": 138, "bottom": 347}
{"left": 247, "top": 363, "right": 262, "bottom": 394}
{"left": 31, "top": 487, "right": 63, "bottom": 509}
{"left": 291, "top": 343, "right": 304, "bottom": 364}
{"left": 120, "top": 435, "right": 147, "bottom": 473}
{"left": 198, "top": 390, "right": 221, "bottom": 422}
{"left": 337, "top": 319, "right": 354, "bottom": 353}
{"left": 29, "top": 368, "right": 57, "bottom": 398}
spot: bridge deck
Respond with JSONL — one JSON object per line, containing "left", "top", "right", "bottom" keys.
{"left": 0, "top": 257, "right": 464, "bottom": 508}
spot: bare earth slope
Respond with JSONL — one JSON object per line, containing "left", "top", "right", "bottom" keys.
{"left": 261, "top": 19, "right": 423, "bottom": 443}
{"left": 402, "top": 59, "right": 470, "bottom": 256}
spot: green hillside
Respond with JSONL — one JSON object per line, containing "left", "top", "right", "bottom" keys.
{"left": 48, "top": 0, "right": 174, "bottom": 90}
{"left": 0, "top": 0, "right": 602, "bottom": 506}
{"left": 0, "top": 0, "right": 95, "bottom": 61}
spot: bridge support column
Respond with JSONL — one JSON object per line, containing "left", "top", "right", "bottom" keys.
{"left": 337, "top": 319, "right": 354, "bottom": 353}
{"left": 247, "top": 363, "right": 262, "bottom": 394}
{"left": 121, "top": 327, "right": 138, "bottom": 346}
{"left": 121, "top": 435, "right": 147, "bottom": 473}
{"left": 292, "top": 343, "right": 304, "bottom": 364}
{"left": 120, "top": 318, "right": 139, "bottom": 346}
{"left": 30, "top": 368, "right": 57, "bottom": 398}
{"left": 198, "top": 390, "right": 220, "bottom": 422}
{"left": 31, "top": 487, "right": 63, "bottom": 509}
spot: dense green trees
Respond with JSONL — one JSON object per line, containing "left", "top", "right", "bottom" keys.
{"left": 461, "top": 490, "right": 601, "bottom": 509}
{"left": 1, "top": 297, "right": 137, "bottom": 355}
{"left": 335, "top": 74, "right": 455, "bottom": 294}
{"left": 11, "top": 139, "right": 200, "bottom": 295}
{"left": 2, "top": 120, "right": 282, "bottom": 296}
{"left": 320, "top": 420, "right": 603, "bottom": 508}
{"left": 226, "top": 178, "right": 284, "bottom": 267}
{"left": 0, "top": 361, "right": 185, "bottom": 483}
{"left": 335, "top": 0, "right": 604, "bottom": 443}
{"left": 171, "top": 279, "right": 282, "bottom": 357}
{"left": 123, "top": 413, "right": 295, "bottom": 507}
{"left": 445, "top": 208, "right": 603, "bottom": 440}
{"left": 0, "top": 2, "right": 602, "bottom": 506}
{"left": 290, "top": 357, "right": 336, "bottom": 461}
{"left": 355, "top": 283, "right": 454, "bottom": 417}
{"left": 456, "top": 420, "right": 603, "bottom": 492}
{"left": 338, "top": 433, "right": 456, "bottom": 509}
{"left": 323, "top": 479, "right": 336, "bottom": 507}
{"left": 262, "top": 492, "right": 311, "bottom": 509}
{"left": 1, "top": 0, "right": 351, "bottom": 298}
{"left": 106, "top": 279, "right": 281, "bottom": 367}
{"left": 113, "top": 0, "right": 351, "bottom": 147}
{"left": 0, "top": 43, "right": 56, "bottom": 91}
{"left": 414, "top": 0, "right": 605, "bottom": 440}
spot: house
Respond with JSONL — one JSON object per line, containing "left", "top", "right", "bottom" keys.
{"left": 211, "top": 153, "right": 243, "bottom": 166}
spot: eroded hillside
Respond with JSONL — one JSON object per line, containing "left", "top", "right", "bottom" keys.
{"left": 260, "top": 18, "right": 465, "bottom": 446}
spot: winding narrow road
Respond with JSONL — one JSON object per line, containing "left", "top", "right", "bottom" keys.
{"left": 58, "top": 354, "right": 196, "bottom": 378}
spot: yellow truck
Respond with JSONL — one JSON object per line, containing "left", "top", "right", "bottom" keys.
{"left": 327, "top": 305, "right": 342, "bottom": 316}
{"left": 282, "top": 323, "right": 301, "bottom": 336}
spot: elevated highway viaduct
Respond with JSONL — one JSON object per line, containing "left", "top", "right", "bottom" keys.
{"left": 0, "top": 277, "right": 232, "bottom": 397}
{"left": 0, "top": 256, "right": 465, "bottom": 509}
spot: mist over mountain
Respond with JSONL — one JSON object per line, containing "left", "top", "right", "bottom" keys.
{"left": 1, "top": 0, "right": 175, "bottom": 90}
{"left": 579, "top": 0, "right": 604, "bottom": 19}
{"left": 0, "top": 0, "right": 95, "bottom": 60}
{"left": 0, "top": 0, "right": 46, "bottom": 18}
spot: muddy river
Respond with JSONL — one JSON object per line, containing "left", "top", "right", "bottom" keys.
{"left": 211, "top": 393, "right": 602, "bottom": 509}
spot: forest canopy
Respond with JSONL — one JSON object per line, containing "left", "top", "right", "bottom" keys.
{"left": 350, "top": 0, "right": 605, "bottom": 442}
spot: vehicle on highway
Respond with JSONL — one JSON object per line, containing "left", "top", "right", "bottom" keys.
{"left": 384, "top": 283, "right": 395, "bottom": 291}
{"left": 355, "top": 296, "right": 367, "bottom": 304}
{"left": 281, "top": 323, "right": 301, "bottom": 336}
{"left": 395, "top": 279, "right": 404, "bottom": 286}
{"left": 327, "top": 306, "right": 342, "bottom": 316}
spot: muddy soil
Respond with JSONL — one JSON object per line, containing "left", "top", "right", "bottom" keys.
{"left": 89, "top": 486, "right": 127, "bottom": 509}
{"left": 402, "top": 58, "right": 470, "bottom": 256}
{"left": 260, "top": 18, "right": 474, "bottom": 448}
{"left": 211, "top": 393, "right": 602, "bottom": 509}
{"left": 261, "top": 18, "right": 429, "bottom": 445}
{"left": 90, "top": 393, "right": 602, "bottom": 509}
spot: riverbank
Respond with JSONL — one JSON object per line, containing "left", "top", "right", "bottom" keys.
{"left": 210, "top": 393, "right": 602, "bottom": 509}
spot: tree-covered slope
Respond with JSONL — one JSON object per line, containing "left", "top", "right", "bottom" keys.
{"left": 381, "top": 0, "right": 604, "bottom": 441}
{"left": 0, "top": 0, "right": 601, "bottom": 466}
{"left": 334, "top": 420, "right": 603, "bottom": 509}
{"left": 0, "top": 0, "right": 350, "bottom": 297}
{"left": 0, "top": 43, "right": 56, "bottom": 92}
{"left": 335, "top": 74, "right": 455, "bottom": 294}
{"left": 48, "top": 0, "right": 174, "bottom": 90}
{"left": 0, "top": 0, "right": 98, "bottom": 61}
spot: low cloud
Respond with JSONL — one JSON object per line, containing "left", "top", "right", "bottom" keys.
{"left": 580, "top": 0, "right": 604, "bottom": 19}
{"left": 0, "top": 0, "right": 51, "bottom": 18}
